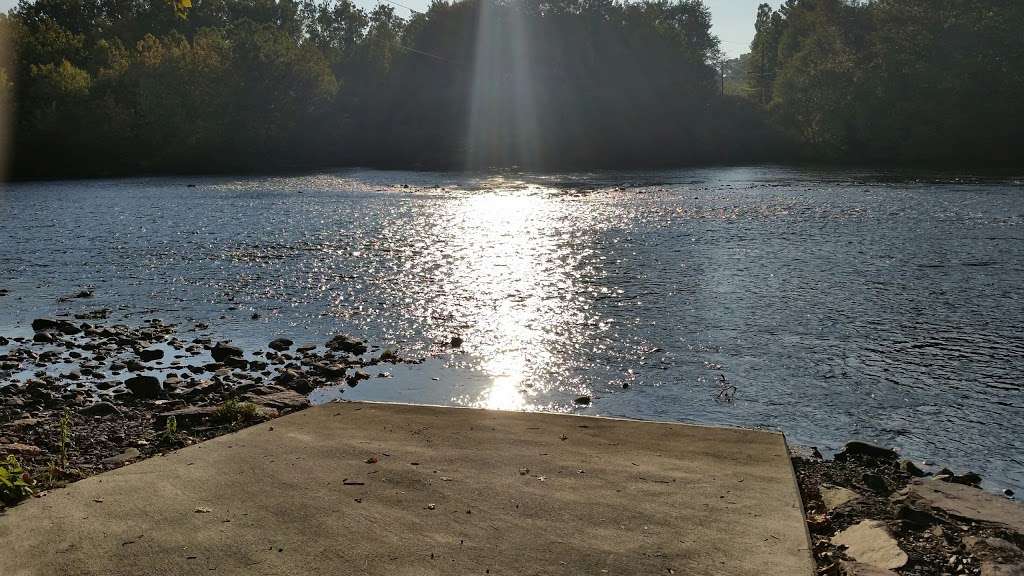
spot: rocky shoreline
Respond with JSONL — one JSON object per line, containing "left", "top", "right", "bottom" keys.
{"left": 793, "top": 442, "right": 1023, "bottom": 576}
{"left": 1, "top": 317, "right": 416, "bottom": 507}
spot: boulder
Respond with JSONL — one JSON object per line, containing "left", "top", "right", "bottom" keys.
{"left": 831, "top": 520, "right": 907, "bottom": 571}
{"left": 124, "top": 375, "right": 162, "bottom": 398}
{"left": 269, "top": 338, "right": 293, "bottom": 351}
{"left": 210, "top": 342, "right": 243, "bottom": 362}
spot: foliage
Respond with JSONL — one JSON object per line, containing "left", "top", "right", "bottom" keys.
{"left": 1, "top": 0, "right": 782, "bottom": 177}
{"left": 0, "top": 455, "right": 34, "bottom": 505}
{"left": 748, "top": 0, "right": 1024, "bottom": 166}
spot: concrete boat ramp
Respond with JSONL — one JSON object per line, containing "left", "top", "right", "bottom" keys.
{"left": 2, "top": 402, "right": 814, "bottom": 575}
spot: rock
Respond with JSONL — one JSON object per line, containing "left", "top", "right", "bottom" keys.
{"left": 965, "top": 536, "right": 1024, "bottom": 562}
{"left": 222, "top": 356, "right": 248, "bottom": 370}
{"left": 862, "top": 473, "right": 889, "bottom": 494}
{"left": 789, "top": 445, "right": 824, "bottom": 460}
{"left": 346, "top": 370, "right": 370, "bottom": 386}
{"left": 838, "top": 561, "right": 899, "bottom": 576}
{"left": 7, "top": 418, "right": 42, "bottom": 428}
{"left": 269, "top": 338, "right": 293, "bottom": 351}
{"left": 450, "top": 336, "right": 464, "bottom": 348}
{"left": 0, "top": 443, "right": 43, "bottom": 456}
{"left": 980, "top": 561, "right": 1024, "bottom": 576}
{"left": 101, "top": 447, "right": 140, "bottom": 466}
{"left": 899, "top": 479, "right": 1024, "bottom": 533}
{"left": 137, "top": 348, "right": 164, "bottom": 362}
{"left": 155, "top": 406, "right": 218, "bottom": 428}
{"left": 178, "top": 380, "right": 219, "bottom": 399}
{"left": 80, "top": 401, "right": 119, "bottom": 416}
{"left": 965, "top": 537, "right": 1024, "bottom": 576}
{"left": 124, "top": 375, "right": 162, "bottom": 398}
{"left": 899, "top": 459, "right": 927, "bottom": 477}
{"left": 296, "top": 343, "right": 317, "bottom": 354}
{"left": 574, "top": 395, "right": 591, "bottom": 405}
{"left": 821, "top": 485, "right": 861, "bottom": 511}
{"left": 244, "top": 389, "right": 309, "bottom": 412}
{"left": 210, "top": 342, "right": 243, "bottom": 362}
{"left": 31, "top": 318, "right": 81, "bottom": 335}
{"left": 946, "top": 471, "right": 983, "bottom": 487}
{"left": 33, "top": 330, "right": 58, "bottom": 343}
{"left": 836, "top": 441, "right": 898, "bottom": 462}
{"left": 316, "top": 363, "right": 347, "bottom": 378}
{"left": 831, "top": 520, "right": 908, "bottom": 570}
{"left": 1006, "top": 489, "right": 1016, "bottom": 499}
{"left": 895, "top": 503, "right": 940, "bottom": 526}
{"left": 325, "top": 334, "right": 367, "bottom": 355}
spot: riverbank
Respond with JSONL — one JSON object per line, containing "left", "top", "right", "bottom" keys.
{"left": 1, "top": 317, "right": 416, "bottom": 504}
{"left": 793, "top": 443, "right": 1023, "bottom": 575}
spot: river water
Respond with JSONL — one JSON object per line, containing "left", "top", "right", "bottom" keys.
{"left": 1, "top": 166, "right": 1022, "bottom": 491}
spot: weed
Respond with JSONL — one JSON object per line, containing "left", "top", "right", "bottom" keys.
{"left": 161, "top": 415, "right": 179, "bottom": 444}
{"left": 0, "top": 455, "right": 34, "bottom": 505}
{"left": 213, "top": 400, "right": 261, "bottom": 425}
{"left": 44, "top": 408, "right": 76, "bottom": 484}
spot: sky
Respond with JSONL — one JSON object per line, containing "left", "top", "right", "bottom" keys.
{"left": 0, "top": 0, "right": 762, "bottom": 56}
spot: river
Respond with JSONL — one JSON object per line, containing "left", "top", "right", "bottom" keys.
{"left": 1, "top": 166, "right": 1022, "bottom": 491}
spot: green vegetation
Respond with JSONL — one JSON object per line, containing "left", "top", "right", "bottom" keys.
{"left": 0, "top": 455, "right": 34, "bottom": 505}
{"left": 1, "top": 0, "right": 1020, "bottom": 176}
{"left": 0, "top": 0, "right": 776, "bottom": 177}
{"left": 46, "top": 408, "right": 76, "bottom": 483}
{"left": 748, "top": 0, "right": 1024, "bottom": 165}
{"left": 213, "top": 399, "right": 261, "bottom": 425}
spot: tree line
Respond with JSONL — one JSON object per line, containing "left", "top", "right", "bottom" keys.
{"left": 746, "top": 0, "right": 1024, "bottom": 166}
{"left": 0, "top": 0, "right": 1020, "bottom": 178}
{"left": 0, "top": 0, "right": 779, "bottom": 178}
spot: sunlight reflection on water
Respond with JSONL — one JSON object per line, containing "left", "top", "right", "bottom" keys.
{"left": 1, "top": 167, "right": 1022, "bottom": 490}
